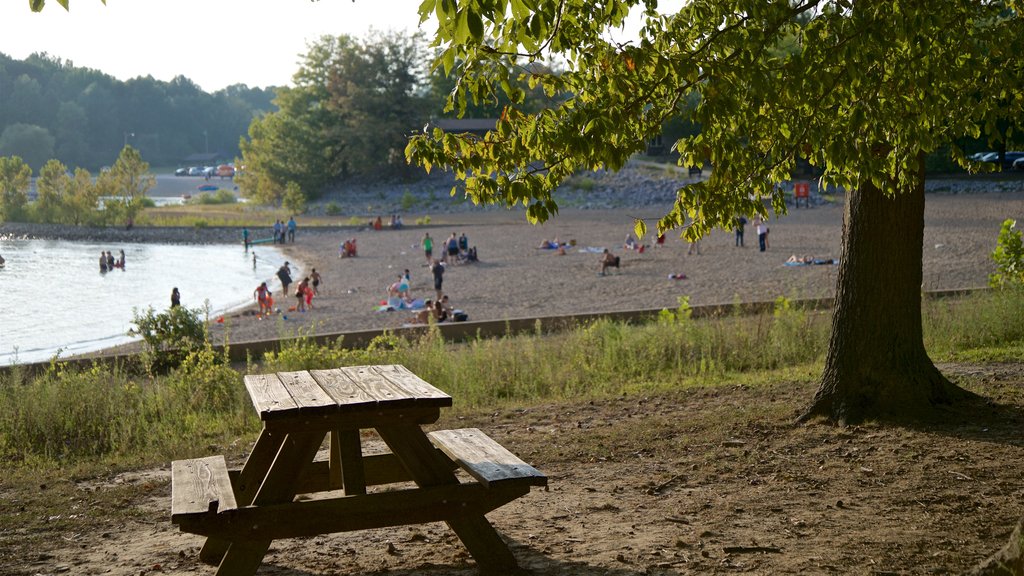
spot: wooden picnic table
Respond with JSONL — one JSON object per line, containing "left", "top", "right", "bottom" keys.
{"left": 170, "top": 364, "right": 546, "bottom": 575}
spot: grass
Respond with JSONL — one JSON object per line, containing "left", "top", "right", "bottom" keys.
{"left": 1, "top": 288, "right": 1022, "bottom": 477}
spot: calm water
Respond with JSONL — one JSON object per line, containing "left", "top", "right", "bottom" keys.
{"left": 0, "top": 239, "right": 290, "bottom": 365}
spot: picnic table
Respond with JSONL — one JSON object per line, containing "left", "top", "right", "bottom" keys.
{"left": 170, "top": 364, "right": 546, "bottom": 575}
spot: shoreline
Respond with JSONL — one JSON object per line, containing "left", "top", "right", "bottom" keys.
{"left": 4, "top": 183, "right": 1022, "bottom": 364}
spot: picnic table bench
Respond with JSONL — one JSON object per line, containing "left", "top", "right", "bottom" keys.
{"left": 170, "top": 364, "right": 545, "bottom": 575}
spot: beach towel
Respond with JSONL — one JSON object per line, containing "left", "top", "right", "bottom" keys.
{"left": 579, "top": 246, "right": 606, "bottom": 254}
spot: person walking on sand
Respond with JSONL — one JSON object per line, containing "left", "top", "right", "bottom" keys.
{"left": 295, "top": 277, "right": 309, "bottom": 312}
{"left": 310, "top": 268, "right": 321, "bottom": 295}
{"left": 277, "top": 262, "right": 293, "bottom": 296}
{"left": 170, "top": 287, "right": 180, "bottom": 308}
{"left": 431, "top": 258, "right": 445, "bottom": 300}
{"left": 422, "top": 232, "right": 434, "bottom": 265}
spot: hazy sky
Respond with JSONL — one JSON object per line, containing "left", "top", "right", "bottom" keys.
{"left": 0, "top": 0, "right": 430, "bottom": 92}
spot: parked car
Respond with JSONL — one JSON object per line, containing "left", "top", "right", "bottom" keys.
{"left": 968, "top": 151, "right": 994, "bottom": 161}
{"left": 1001, "top": 152, "right": 1024, "bottom": 169}
{"left": 215, "top": 164, "right": 235, "bottom": 178}
{"left": 1013, "top": 156, "right": 1024, "bottom": 171}
{"left": 187, "top": 166, "right": 204, "bottom": 176}
{"left": 979, "top": 151, "right": 1024, "bottom": 170}
{"left": 174, "top": 167, "right": 188, "bottom": 176}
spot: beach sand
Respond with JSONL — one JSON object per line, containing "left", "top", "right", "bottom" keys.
{"left": 207, "top": 189, "right": 1024, "bottom": 346}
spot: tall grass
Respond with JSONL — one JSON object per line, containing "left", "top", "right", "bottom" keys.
{"left": 1, "top": 289, "right": 1021, "bottom": 470}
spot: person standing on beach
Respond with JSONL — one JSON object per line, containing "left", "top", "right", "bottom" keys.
{"left": 254, "top": 282, "right": 273, "bottom": 316}
{"left": 431, "top": 258, "right": 445, "bottom": 300}
{"left": 287, "top": 216, "right": 297, "bottom": 243}
{"left": 242, "top": 227, "right": 250, "bottom": 250}
{"left": 99, "top": 252, "right": 107, "bottom": 273}
{"left": 734, "top": 216, "right": 747, "bottom": 247}
{"left": 171, "top": 287, "right": 181, "bottom": 308}
{"left": 755, "top": 217, "right": 768, "bottom": 252}
{"left": 445, "top": 232, "right": 459, "bottom": 264}
{"left": 277, "top": 262, "right": 293, "bottom": 296}
{"left": 273, "top": 220, "right": 282, "bottom": 244}
{"left": 422, "top": 233, "right": 433, "bottom": 265}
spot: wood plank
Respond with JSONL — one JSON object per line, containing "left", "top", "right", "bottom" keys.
{"left": 309, "top": 368, "right": 381, "bottom": 410}
{"left": 199, "top": 428, "right": 286, "bottom": 565}
{"left": 371, "top": 365, "right": 452, "bottom": 406}
{"left": 334, "top": 430, "right": 366, "bottom": 495}
{"left": 176, "top": 483, "right": 528, "bottom": 540}
{"left": 263, "top": 407, "right": 442, "bottom": 434}
{"left": 171, "top": 456, "right": 238, "bottom": 520}
{"left": 243, "top": 374, "right": 297, "bottom": 420}
{"left": 428, "top": 428, "right": 547, "bottom": 488}
{"left": 340, "top": 366, "right": 418, "bottom": 407}
{"left": 276, "top": 371, "right": 335, "bottom": 414}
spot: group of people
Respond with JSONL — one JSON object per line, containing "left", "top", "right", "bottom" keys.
{"left": 411, "top": 294, "right": 460, "bottom": 324}
{"left": 272, "top": 217, "right": 298, "bottom": 244}
{"left": 340, "top": 238, "right": 358, "bottom": 258}
{"left": 423, "top": 232, "right": 477, "bottom": 266}
{"left": 252, "top": 263, "right": 323, "bottom": 317}
{"left": 99, "top": 250, "right": 125, "bottom": 273}
{"left": 370, "top": 215, "right": 405, "bottom": 230}
{"left": 734, "top": 215, "right": 769, "bottom": 251}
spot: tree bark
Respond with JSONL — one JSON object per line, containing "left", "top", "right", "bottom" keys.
{"left": 801, "top": 157, "right": 971, "bottom": 425}
{"left": 973, "top": 517, "right": 1024, "bottom": 576}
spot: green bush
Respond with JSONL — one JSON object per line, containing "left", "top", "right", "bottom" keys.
{"left": 325, "top": 201, "right": 342, "bottom": 216}
{"left": 195, "top": 190, "right": 237, "bottom": 205}
{"left": 401, "top": 190, "right": 417, "bottom": 211}
{"left": 990, "top": 219, "right": 1024, "bottom": 288}
{"left": 128, "top": 305, "right": 208, "bottom": 371}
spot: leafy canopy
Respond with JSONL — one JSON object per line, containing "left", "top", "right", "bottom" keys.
{"left": 407, "top": 0, "right": 1024, "bottom": 238}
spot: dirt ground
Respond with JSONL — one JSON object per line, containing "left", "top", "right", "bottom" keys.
{"left": 2, "top": 361, "right": 1022, "bottom": 575}
{"left": 3, "top": 189, "right": 1023, "bottom": 575}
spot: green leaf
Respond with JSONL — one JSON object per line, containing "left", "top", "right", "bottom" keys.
{"left": 467, "top": 11, "right": 484, "bottom": 43}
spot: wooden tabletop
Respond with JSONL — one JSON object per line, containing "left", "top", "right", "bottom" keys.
{"left": 243, "top": 365, "right": 452, "bottom": 422}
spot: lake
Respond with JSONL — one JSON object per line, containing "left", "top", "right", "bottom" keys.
{"left": 0, "top": 239, "right": 289, "bottom": 365}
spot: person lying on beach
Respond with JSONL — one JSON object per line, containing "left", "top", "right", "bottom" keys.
{"left": 537, "top": 238, "right": 561, "bottom": 249}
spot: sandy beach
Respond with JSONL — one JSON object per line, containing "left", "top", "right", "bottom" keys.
{"left": 204, "top": 188, "right": 1024, "bottom": 346}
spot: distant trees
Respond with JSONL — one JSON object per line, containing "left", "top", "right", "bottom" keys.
{"left": 239, "top": 31, "right": 432, "bottom": 204}
{"left": 0, "top": 52, "right": 277, "bottom": 170}
{"left": 0, "top": 145, "right": 153, "bottom": 225}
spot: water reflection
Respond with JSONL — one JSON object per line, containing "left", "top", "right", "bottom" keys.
{"left": 0, "top": 239, "right": 289, "bottom": 365}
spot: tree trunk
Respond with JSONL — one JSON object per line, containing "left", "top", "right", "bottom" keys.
{"left": 973, "top": 517, "right": 1024, "bottom": 576}
{"left": 801, "top": 158, "right": 971, "bottom": 424}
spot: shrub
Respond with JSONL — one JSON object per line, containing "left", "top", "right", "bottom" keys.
{"left": 325, "top": 201, "right": 342, "bottom": 216}
{"left": 415, "top": 215, "right": 431, "bottom": 225}
{"left": 990, "top": 219, "right": 1024, "bottom": 288}
{"left": 401, "top": 190, "right": 417, "bottom": 211}
{"left": 128, "top": 305, "right": 208, "bottom": 371}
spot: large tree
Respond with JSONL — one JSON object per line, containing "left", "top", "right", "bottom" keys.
{"left": 407, "top": 0, "right": 1023, "bottom": 424}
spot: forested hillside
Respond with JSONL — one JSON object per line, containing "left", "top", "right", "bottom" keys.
{"left": 0, "top": 52, "right": 276, "bottom": 171}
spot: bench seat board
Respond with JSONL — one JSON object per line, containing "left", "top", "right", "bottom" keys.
{"left": 171, "top": 456, "right": 238, "bottom": 520}
{"left": 428, "top": 428, "right": 547, "bottom": 488}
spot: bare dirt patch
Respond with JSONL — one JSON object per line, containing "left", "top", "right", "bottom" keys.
{"left": 2, "top": 363, "right": 1021, "bottom": 575}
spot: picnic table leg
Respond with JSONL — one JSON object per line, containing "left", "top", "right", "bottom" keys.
{"left": 331, "top": 429, "right": 366, "bottom": 495}
{"left": 210, "top": 431, "right": 324, "bottom": 576}
{"left": 377, "top": 425, "right": 518, "bottom": 573}
{"left": 199, "top": 427, "right": 286, "bottom": 565}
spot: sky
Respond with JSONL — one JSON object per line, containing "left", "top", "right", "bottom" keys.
{"left": 0, "top": 0, "right": 431, "bottom": 92}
